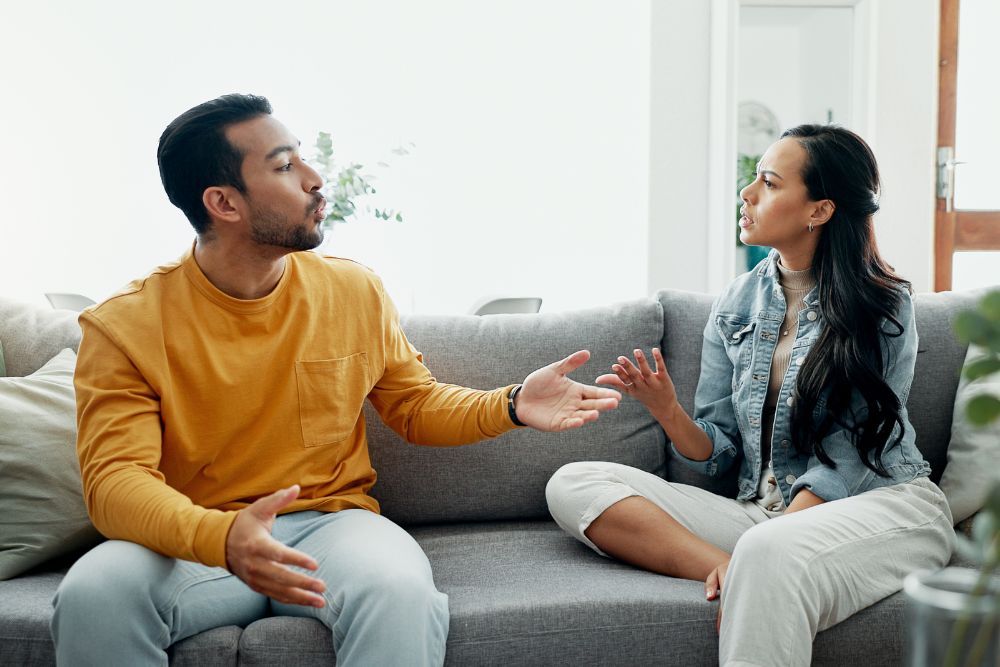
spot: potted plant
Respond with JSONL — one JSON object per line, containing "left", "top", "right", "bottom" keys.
{"left": 735, "top": 153, "right": 769, "bottom": 272}
{"left": 904, "top": 290, "right": 1000, "bottom": 666}
{"left": 311, "top": 131, "right": 411, "bottom": 228}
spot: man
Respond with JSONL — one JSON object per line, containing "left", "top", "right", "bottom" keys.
{"left": 51, "top": 94, "right": 621, "bottom": 666}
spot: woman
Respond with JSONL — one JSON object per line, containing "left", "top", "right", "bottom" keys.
{"left": 545, "top": 125, "right": 953, "bottom": 665}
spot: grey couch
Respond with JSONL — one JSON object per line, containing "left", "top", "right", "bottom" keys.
{"left": 0, "top": 288, "right": 983, "bottom": 666}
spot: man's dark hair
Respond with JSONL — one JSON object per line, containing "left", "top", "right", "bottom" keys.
{"left": 157, "top": 94, "right": 273, "bottom": 234}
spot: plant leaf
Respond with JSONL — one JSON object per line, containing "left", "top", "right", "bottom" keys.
{"left": 966, "top": 394, "right": 1000, "bottom": 426}
{"left": 954, "top": 311, "right": 995, "bottom": 346}
{"left": 964, "top": 356, "right": 1000, "bottom": 381}
{"left": 981, "top": 291, "right": 1000, "bottom": 321}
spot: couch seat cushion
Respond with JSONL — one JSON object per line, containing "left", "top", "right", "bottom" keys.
{"left": 235, "top": 521, "right": 917, "bottom": 666}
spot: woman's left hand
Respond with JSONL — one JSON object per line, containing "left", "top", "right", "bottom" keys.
{"left": 705, "top": 556, "right": 731, "bottom": 634}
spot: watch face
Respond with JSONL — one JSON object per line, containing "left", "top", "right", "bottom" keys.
{"left": 738, "top": 101, "right": 780, "bottom": 156}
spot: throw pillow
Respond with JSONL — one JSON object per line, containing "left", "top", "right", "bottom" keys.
{"left": 938, "top": 344, "right": 1000, "bottom": 524}
{"left": 0, "top": 348, "right": 102, "bottom": 580}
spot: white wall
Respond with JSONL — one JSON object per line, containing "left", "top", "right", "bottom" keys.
{"left": 866, "top": 0, "right": 940, "bottom": 293}
{"left": 0, "top": 0, "right": 650, "bottom": 313}
{"left": 648, "top": 0, "right": 712, "bottom": 295}
{"left": 651, "top": 0, "right": 940, "bottom": 294}
{"left": 0, "top": 0, "right": 944, "bottom": 312}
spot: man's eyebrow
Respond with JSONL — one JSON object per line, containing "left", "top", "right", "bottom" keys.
{"left": 264, "top": 140, "right": 302, "bottom": 161}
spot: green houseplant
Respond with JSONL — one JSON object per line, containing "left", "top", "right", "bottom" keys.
{"left": 311, "top": 131, "right": 411, "bottom": 228}
{"left": 736, "top": 153, "right": 769, "bottom": 271}
{"left": 905, "top": 290, "right": 1000, "bottom": 666}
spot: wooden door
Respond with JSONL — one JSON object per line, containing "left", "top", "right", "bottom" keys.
{"left": 934, "top": 0, "right": 1000, "bottom": 291}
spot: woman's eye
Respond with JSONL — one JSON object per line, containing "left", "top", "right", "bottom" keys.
{"left": 279, "top": 163, "right": 292, "bottom": 172}
{"left": 763, "top": 178, "right": 774, "bottom": 188}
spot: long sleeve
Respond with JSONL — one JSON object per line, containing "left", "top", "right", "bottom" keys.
{"left": 677, "top": 299, "right": 743, "bottom": 477}
{"left": 75, "top": 315, "right": 237, "bottom": 567}
{"left": 367, "top": 282, "right": 518, "bottom": 445}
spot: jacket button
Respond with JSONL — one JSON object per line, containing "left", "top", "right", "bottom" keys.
{"left": 796, "top": 356, "right": 804, "bottom": 366}
{"left": 733, "top": 332, "right": 740, "bottom": 339}
{"left": 786, "top": 396, "right": 794, "bottom": 406}
{"left": 781, "top": 440, "right": 790, "bottom": 447}
{"left": 806, "top": 311, "right": 818, "bottom": 321}
{"left": 785, "top": 474, "right": 796, "bottom": 484}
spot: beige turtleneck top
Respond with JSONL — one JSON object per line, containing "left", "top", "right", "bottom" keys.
{"left": 757, "top": 260, "right": 816, "bottom": 511}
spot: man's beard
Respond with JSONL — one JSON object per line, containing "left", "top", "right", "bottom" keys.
{"left": 247, "top": 200, "right": 324, "bottom": 252}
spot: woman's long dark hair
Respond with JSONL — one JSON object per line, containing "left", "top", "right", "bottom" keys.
{"left": 783, "top": 124, "right": 911, "bottom": 476}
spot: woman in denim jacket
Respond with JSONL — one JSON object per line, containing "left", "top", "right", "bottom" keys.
{"left": 546, "top": 125, "right": 954, "bottom": 666}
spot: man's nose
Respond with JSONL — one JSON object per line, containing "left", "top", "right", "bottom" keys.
{"left": 304, "top": 162, "right": 323, "bottom": 191}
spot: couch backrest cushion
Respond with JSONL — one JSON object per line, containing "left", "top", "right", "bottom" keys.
{"left": 656, "top": 288, "right": 980, "bottom": 491}
{"left": 656, "top": 290, "right": 742, "bottom": 496}
{"left": 908, "top": 290, "right": 983, "bottom": 481}
{"left": 367, "top": 298, "right": 667, "bottom": 525}
{"left": 0, "top": 299, "right": 81, "bottom": 378}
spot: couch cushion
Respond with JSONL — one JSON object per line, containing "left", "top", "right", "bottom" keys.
{"left": 367, "top": 298, "right": 667, "bottom": 525}
{"left": 234, "top": 521, "right": 918, "bottom": 666}
{"left": 0, "top": 349, "right": 102, "bottom": 581}
{"left": 656, "top": 290, "right": 741, "bottom": 497}
{"left": 909, "top": 289, "right": 986, "bottom": 481}
{"left": 939, "top": 344, "right": 1000, "bottom": 523}
{"left": 0, "top": 562, "right": 240, "bottom": 667}
{"left": 0, "top": 299, "right": 81, "bottom": 378}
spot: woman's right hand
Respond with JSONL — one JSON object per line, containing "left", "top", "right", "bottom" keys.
{"left": 596, "top": 348, "right": 680, "bottom": 422}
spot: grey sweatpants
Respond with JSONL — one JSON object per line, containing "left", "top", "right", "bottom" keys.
{"left": 545, "top": 461, "right": 954, "bottom": 666}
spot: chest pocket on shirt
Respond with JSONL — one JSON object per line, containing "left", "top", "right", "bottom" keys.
{"left": 716, "top": 316, "right": 756, "bottom": 375}
{"left": 295, "top": 353, "right": 371, "bottom": 448}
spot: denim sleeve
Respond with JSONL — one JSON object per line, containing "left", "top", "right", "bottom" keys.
{"left": 673, "top": 299, "right": 742, "bottom": 477}
{"left": 790, "top": 290, "right": 919, "bottom": 502}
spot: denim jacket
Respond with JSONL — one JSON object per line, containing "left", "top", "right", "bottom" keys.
{"left": 674, "top": 251, "right": 931, "bottom": 504}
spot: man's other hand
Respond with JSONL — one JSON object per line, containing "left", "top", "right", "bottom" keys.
{"left": 516, "top": 350, "right": 622, "bottom": 431}
{"left": 225, "top": 485, "right": 326, "bottom": 607}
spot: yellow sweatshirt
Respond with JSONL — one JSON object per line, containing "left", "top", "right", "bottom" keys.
{"left": 74, "top": 249, "right": 516, "bottom": 568}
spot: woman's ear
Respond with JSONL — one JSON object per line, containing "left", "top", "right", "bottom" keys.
{"left": 202, "top": 186, "right": 243, "bottom": 226}
{"left": 809, "top": 199, "right": 836, "bottom": 228}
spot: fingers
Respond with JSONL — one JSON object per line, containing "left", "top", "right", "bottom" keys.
{"left": 249, "top": 485, "right": 301, "bottom": 520}
{"left": 614, "top": 357, "right": 642, "bottom": 385}
{"left": 270, "top": 542, "right": 319, "bottom": 572}
{"left": 595, "top": 373, "right": 628, "bottom": 388}
{"left": 553, "top": 349, "right": 591, "bottom": 375}
{"left": 705, "top": 568, "right": 719, "bottom": 600}
{"left": 252, "top": 559, "right": 327, "bottom": 607}
{"left": 240, "top": 540, "right": 325, "bottom": 607}
{"left": 633, "top": 349, "right": 655, "bottom": 376}
{"left": 580, "top": 384, "right": 623, "bottom": 400}
{"left": 651, "top": 347, "right": 668, "bottom": 376}
{"left": 576, "top": 397, "right": 621, "bottom": 411}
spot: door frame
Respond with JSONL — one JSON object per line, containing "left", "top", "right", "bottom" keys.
{"left": 706, "top": 0, "right": 873, "bottom": 292}
{"left": 934, "top": 0, "right": 1000, "bottom": 291}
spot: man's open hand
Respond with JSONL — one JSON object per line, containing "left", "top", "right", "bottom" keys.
{"left": 225, "top": 485, "right": 326, "bottom": 607}
{"left": 516, "top": 350, "right": 622, "bottom": 431}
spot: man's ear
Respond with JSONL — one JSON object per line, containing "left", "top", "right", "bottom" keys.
{"left": 202, "top": 186, "right": 243, "bottom": 225}
{"left": 809, "top": 199, "right": 835, "bottom": 229}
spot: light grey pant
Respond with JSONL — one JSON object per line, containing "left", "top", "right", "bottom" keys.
{"left": 51, "top": 509, "right": 449, "bottom": 667}
{"left": 545, "top": 461, "right": 954, "bottom": 666}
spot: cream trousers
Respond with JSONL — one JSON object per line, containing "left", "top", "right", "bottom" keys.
{"left": 545, "top": 461, "right": 954, "bottom": 666}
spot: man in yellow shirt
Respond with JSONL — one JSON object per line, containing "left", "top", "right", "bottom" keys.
{"left": 51, "top": 94, "right": 621, "bottom": 667}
